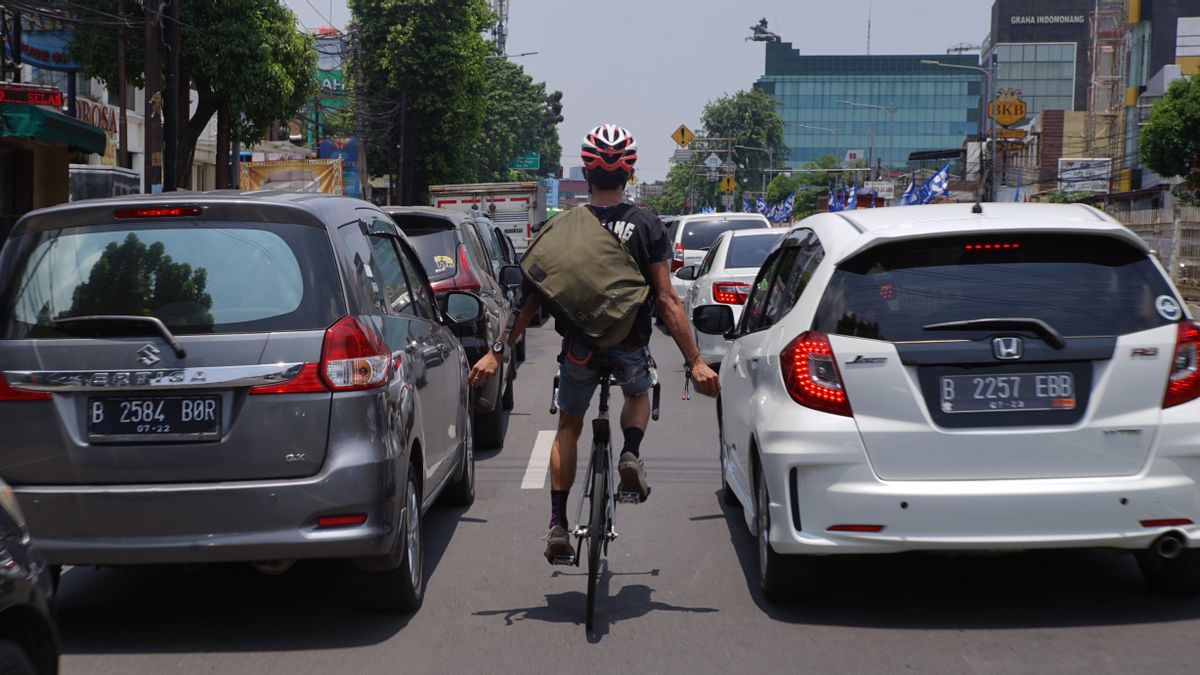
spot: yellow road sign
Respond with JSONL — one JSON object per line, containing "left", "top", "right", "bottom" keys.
{"left": 671, "top": 124, "right": 695, "bottom": 148}
{"left": 720, "top": 175, "right": 737, "bottom": 193}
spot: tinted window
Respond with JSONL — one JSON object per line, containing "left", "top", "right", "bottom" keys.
{"left": 459, "top": 223, "right": 494, "bottom": 282}
{"left": 474, "top": 219, "right": 502, "bottom": 264}
{"left": 397, "top": 242, "right": 439, "bottom": 321}
{"left": 813, "top": 234, "right": 1177, "bottom": 342}
{"left": 698, "top": 236, "right": 721, "bottom": 277}
{"left": 366, "top": 236, "right": 417, "bottom": 317}
{"left": 403, "top": 229, "right": 459, "bottom": 282}
{"left": 681, "top": 219, "right": 770, "bottom": 250}
{"left": 1, "top": 222, "right": 341, "bottom": 337}
{"left": 741, "top": 248, "right": 785, "bottom": 334}
{"left": 725, "top": 232, "right": 784, "bottom": 269}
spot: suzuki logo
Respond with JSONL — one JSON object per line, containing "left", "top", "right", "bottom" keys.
{"left": 136, "top": 344, "right": 162, "bottom": 366}
{"left": 992, "top": 337, "right": 1023, "bottom": 360}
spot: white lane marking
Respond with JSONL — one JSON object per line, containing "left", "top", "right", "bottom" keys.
{"left": 521, "top": 430, "right": 556, "bottom": 489}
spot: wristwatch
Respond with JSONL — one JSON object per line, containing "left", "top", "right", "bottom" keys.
{"left": 490, "top": 340, "right": 505, "bottom": 355}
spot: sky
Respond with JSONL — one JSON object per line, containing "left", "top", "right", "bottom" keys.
{"left": 283, "top": 0, "right": 996, "bottom": 182}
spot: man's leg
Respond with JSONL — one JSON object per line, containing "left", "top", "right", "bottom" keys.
{"left": 545, "top": 347, "right": 596, "bottom": 561}
{"left": 549, "top": 412, "right": 584, "bottom": 524}
{"left": 616, "top": 351, "right": 654, "bottom": 501}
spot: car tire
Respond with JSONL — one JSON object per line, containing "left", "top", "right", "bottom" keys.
{"left": 515, "top": 334, "right": 526, "bottom": 362}
{"left": 755, "top": 459, "right": 816, "bottom": 601}
{"left": 442, "top": 404, "right": 475, "bottom": 506}
{"left": 362, "top": 464, "right": 424, "bottom": 613}
{"left": 0, "top": 639, "right": 40, "bottom": 675}
{"left": 474, "top": 403, "right": 505, "bottom": 449}
{"left": 1137, "top": 548, "right": 1200, "bottom": 595}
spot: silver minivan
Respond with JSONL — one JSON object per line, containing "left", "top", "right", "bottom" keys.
{"left": 0, "top": 192, "right": 492, "bottom": 612}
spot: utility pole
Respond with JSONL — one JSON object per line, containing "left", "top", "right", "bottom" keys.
{"left": 117, "top": 0, "right": 129, "bottom": 168}
{"left": 162, "top": 0, "right": 179, "bottom": 191}
{"left": 143, "top": 2, "right": 162, "bottom": 193}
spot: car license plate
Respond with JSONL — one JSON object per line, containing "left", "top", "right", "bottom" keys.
{"left": 939, "top": 372, "right": 1076, "bottom": 413}
{"left": 87, "top": 395, "right": 221, "bottom": 441}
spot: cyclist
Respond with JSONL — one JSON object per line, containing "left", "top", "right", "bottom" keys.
{"left": 468, "top": 123, "right": 720, "bottom": 562}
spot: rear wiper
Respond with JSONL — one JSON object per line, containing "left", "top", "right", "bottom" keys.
{"left": 53, "top": 315, "right": 187, "bottom": 358}
{"left": 922, "top": 317, "right": 1066, "bottom": 349}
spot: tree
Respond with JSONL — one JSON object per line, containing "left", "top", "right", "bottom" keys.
{"left": 1140, "top": 75, "right": 1200, "bottom": 194}
{"left": 472, "top": 55, "right": 562, "bottom": 182}
{"left": 351, "top": 0, "right": 491, "bottom": 203}
{"left": 700, "top": 89, "right": 788, "bottom": 197}
{"left": 69, "top": 1, "right": 316, "bottom": 188}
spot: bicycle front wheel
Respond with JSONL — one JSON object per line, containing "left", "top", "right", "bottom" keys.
{"left": 585, "top": 446, "right": 609, "bottom": 632}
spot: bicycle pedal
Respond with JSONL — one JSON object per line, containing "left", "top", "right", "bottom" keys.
{"left": 616, "top": 491, "right": 643, "bottom": 504}
{"left": 547, "top": 555, "right": 575, "bottom": 566}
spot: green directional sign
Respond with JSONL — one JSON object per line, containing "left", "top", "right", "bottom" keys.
{"left": 507, "top": 152, "right": 541, "bottom": 170}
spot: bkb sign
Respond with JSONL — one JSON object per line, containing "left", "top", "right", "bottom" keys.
{"left": 988, "top": 88, "right": 1027, "bottom": 127}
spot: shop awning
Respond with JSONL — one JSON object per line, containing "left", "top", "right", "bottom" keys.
{"left": 0, "top": 104, "right": 106, "bottom": 155}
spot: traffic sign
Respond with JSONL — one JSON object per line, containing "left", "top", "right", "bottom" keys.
{"left": 671, "top": 124, "right": 695, "bottom": 148}
{"left": 722, "top": 160, "right": 737, "bottom": 174}
{"left": 721, "top": 194, "right": 735, "bottom": 207}
{"left": 706, "top": 169, "right": 719, "bottom": 181}
{"left": 673, "top": 148, "right": 694, "bottom": 163}
{"left": 704, "top": 153, "right": 722, "bottom": 169}
{"left": 720, "top": 175, "right": 737, "bottom": 193}
{"left": 506, "top": 152, "right": 540, "bottom": 170}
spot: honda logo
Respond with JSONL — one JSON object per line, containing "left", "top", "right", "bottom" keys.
{"left": 992, "top": 337, "right": 1023, "bottom": 360}
{"left": 136, "top": 344, "right": 162, "bottom": 366}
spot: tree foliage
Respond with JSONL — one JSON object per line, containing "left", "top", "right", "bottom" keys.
{"left": 351, "top": 0, "right": 491, "bottom": 202}
{"left": 69, "top": 1, "right": 315, "bottom": 185}
{"left": 1140, "top": 76, "right": 1200, "bottom": 193}
{"left": 473, "top": 56, "right": 562, "bottom": 181}
{"left": 700, "top": 88, "right": 788, "bottom": 199}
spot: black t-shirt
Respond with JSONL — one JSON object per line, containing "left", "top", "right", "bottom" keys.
{"left": 529, "top": 202, "right": 669, "bottom": 349}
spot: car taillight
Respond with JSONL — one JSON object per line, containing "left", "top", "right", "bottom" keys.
{"left": 780, "top": 331, "right": 852, "bottom": 416}
{"left": 249, "top": 363, "right": 327, "bottom": 395}
{"left": 430, "top": 244, "right": 482, "bottom": 293}
{"left": 320, "top": 316, "right": 391, "bottom": 391}
{"left": 672, "top": 242, "right": 684, "bottom": 272}
{"left": 1164, "top": 321, "right": 1200, "bottom": 408}
{"left": 0, "top": 374, "right": 50, "bottom": 401}
{"left": 712, "top": 281, "right": 750, "bottom": 305}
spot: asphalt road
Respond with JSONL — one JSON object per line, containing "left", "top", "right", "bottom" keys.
{"left": 57, "top": 322, "right": 1200, "bottom": 674}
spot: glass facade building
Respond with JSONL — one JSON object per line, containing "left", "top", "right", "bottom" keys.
{"left": 991, "top": 42, "right": 1078, "bottom": 113}
{"left": 754, "top": 45, "right": 981, "bottom": 171}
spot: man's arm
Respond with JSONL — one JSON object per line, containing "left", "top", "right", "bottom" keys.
{"left": 648, "top": 262, "right": 720, "bottom": 397}
{"left": 468, "top": 293, "right": 541, "bottom": 387}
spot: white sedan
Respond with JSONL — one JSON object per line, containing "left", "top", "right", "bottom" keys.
{"left": 694, "top": 203, "right": 1200, "bottom": 601}
{"left": 677, "top": 229, "right": 782, "bottom": 366}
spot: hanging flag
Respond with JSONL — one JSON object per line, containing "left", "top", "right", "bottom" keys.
{"left": 755, "top": 196, "right": 768, "bottom": 216}
{"left": 742, "top": 196, "right": 751, "bottom": 213}
{"left": 917, "top": 163, "right": 951, "bottom": 205}
{"left": 781, "top": 191, "right": 795, "bottom": 221}
{"left": 898, "top": 178, "right": 916, "bottom": 206}
{"left": 827, "top": 186, "right": 840, "bottom": 212}
{"left": 845, "top": 182, "right": 858, "bottom": 210}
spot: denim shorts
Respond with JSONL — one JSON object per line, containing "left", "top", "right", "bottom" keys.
{"left": 556, "top": 338, "right": 652, "bottom": 417}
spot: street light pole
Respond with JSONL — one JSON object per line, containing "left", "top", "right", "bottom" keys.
{"left": 922, "top": 59, "right": 994, "bottom": 202}
{"left": 837, "top": 100, "right": 896, "bottom": 176}
{"left": 734, "top": 145, "right": 773, "bottom": 194}
{"left": 795, "top": 123, "right": 841, "bottom": 163}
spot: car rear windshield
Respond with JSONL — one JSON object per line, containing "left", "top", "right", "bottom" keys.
{"left": 725, "top": 233, "right": 783, "bottom": 269}
{"left": 681, "top": 219, "right": 768, "bottom": 251}
{"left": 812, "top": 233, "right": 1178, "bottom": 342}
{"left": 391, "top": 217, "right": 459, "bottom": 281}
{"left": 0, "top": 221, "right": 342, "bottom": 338}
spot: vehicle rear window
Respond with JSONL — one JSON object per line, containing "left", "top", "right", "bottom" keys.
{"left": 725, "top": 233, "right": 783, "bottom": 269}
{"left": 0, "top": 221, "right": 342, "bottom": 338}
{"left": 682, "top": 219, "right": 769, "bottom": 250}
{"left": 812, "top": 234, "right": 1178, "bottom": 342}
{"left": 391, "top": 217, "right": 459, "bottom": 281}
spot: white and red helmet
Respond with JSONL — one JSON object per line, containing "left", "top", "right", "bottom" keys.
{"left": 580, "top": 124, "right": 638, "bottom": 174}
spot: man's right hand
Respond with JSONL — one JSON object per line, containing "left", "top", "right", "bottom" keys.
{"left": 689, "top": 359, "right": 720, "bottom": 398}
{"left": 469, "top": 351, "right": 500, "bottom": 389}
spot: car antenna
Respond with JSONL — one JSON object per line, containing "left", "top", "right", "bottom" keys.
{"left": 972, "top": 199, "right": 983, "bottom": 214}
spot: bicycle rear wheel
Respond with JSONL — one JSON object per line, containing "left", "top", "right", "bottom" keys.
{"left": 585, "top": 445, "right": 609, "bottom": 632}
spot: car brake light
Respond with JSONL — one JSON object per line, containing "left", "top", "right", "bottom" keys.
{"left": 672, "top": 242, "right": 685, "bottom": 272}
{"left": 113, "top": 207, "right": 202, "bottom": 218}
{"left": 1164, "top": 321, "right": 1200, "bottom": 408}
{"left": 712, "top": 281, "right": 750, "bottom": 305}
{"left": 320, "top": 316, "right": 391, "bottom": 391}
{"left": 317, "top": 514, "right": 367, "bottom": 528}
{"left": 430, "top": 244, "right": 482, "bottom": 293}
{"left": 963, "top": 243, "right": 1020, "bottom": 250}
{"left": 1140, "top": 518, "right": 1194, "bottom": 527}
{"left": 827, "top": 524, "right": 885, "bottom": 532}
{"left": 0, "top": 374, "right": 50, "bottom": 401}
{"left": 780, "top": 331, "right": 852, "bottom": 416}
{"left": 249, "top": 363, "right": 327, "bottom": 395}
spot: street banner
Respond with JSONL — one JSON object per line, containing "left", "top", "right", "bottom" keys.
{"left": 318, "top": 138, "right": 360, "bottom": 198}
{"left": 240, "top": 158, "right": 344, "bottom": 194}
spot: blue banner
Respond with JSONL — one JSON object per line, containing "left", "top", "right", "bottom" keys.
{"left": 318, "top": 138, "right": 360, "bottom": 198}
{"left": 11, "top": 21, "right": 81, "bottom": 72}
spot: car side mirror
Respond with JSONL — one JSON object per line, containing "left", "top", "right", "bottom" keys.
{"left": 499, "top": 264, "right": 523, "bottom": 289}
{"left": 443, "top": 291, "right": 484, "bottom": 325}
{"left": 693, "top": 304, "right": 734, "bottom": 336}
{"left": 675, "top": 265, "right": 698, "bottom": 281}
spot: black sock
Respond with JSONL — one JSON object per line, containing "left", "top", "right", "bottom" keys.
{"left": 550, "top": 490, "right": 569, "bottom": 529}
{"left": 622, "top": 427, "right": 644, "bottom": 458}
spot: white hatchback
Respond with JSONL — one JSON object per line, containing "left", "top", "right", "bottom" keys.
{"left": 667, "top": 213, "right": 772, "bottom": 301}
{"left": 694, "top": 203, "right": 1200, "bottom": 600}
{"left": 677, "top": 228, "right": 782, "bottom": 366}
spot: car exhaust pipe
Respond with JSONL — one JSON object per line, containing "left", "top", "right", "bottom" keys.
{"left": 250, "top": 559, "right": 295, "bottom": 575}
{"left": 1151, "top": 532, "right": 1186, "bottom": 560}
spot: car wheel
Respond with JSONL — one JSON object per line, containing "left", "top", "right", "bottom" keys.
{"left": 0, "top": 638, "right": 40, "bottom": 675}
{"left": 474, "top": 402, "right": 505, "bottom": 449}
{"left": 442, "top": 403, "right": 475, "bottom": 506}
{"left": 1137, "top": 548, "right": 1200, "bottom": 595}
{"left": 362, "top": 464, "right": 424, "bottom": 612}
{"left": 755, "top": 459, "right": 816, "bottom": 601}
{"left": 515, "top": 334, "right": 526, "bottom": 362}
{"left": 718, "top": 402, "right": 737, "bottom": 506}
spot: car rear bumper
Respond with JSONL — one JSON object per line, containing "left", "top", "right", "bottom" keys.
{"left": 14, "top": 453, "right": 402, "bottom": 566}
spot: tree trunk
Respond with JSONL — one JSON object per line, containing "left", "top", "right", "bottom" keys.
{"left": 215, "top": 99, "right": 230, "bottom": 189}
{"left": 174, "top": 65, "right": 193, "bottom": 188}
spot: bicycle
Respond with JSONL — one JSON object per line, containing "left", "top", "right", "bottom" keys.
{"left": 547, "top": 355, "right": 661, "bottom": 632}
